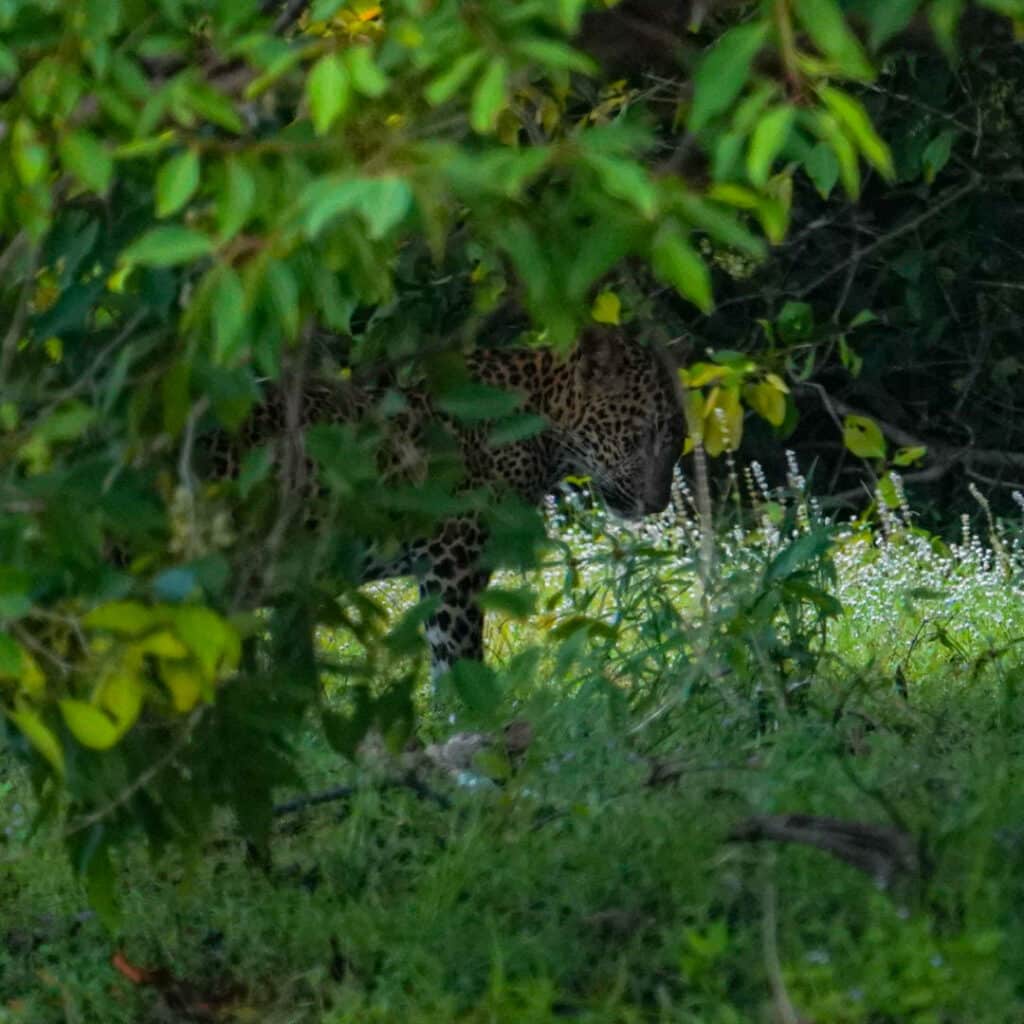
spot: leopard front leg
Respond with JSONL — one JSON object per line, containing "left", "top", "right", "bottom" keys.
{"left": 417, "top": 518, "right": 490, "bottom": 680}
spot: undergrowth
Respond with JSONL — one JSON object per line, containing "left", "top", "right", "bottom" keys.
{"left": 3, "top": 464, "right": 1024, "bottom": 1023}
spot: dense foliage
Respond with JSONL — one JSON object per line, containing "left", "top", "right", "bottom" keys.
{"left": 2, "top": 0, "right": 1023, "bottom": 918}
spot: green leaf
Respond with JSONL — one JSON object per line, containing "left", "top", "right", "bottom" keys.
{"left": 513, "top": 37, "right": 597, "bottom": 75}
{"left": 183, "top": 80, "right": 245, "bottom": 133}
{"left": 486, "top": 413, "right": 547, "bottom": 447}
{"left": 237, "top": 445, "right": 274, "bottom": 498}
{"left": 689, "top": 22, "right": 770, "bottom": 133}
{"left": 84, "top": 601, "right": 155, "bottom": 635}
{"left": 922, "top": 129, "right": 955, "bottom": 183}
{"left": 557, "top": 0, "right": 588, "bottom": 31}
{"left": 58, "top": 130, "right": 114, "bottom": 195}
{"left": 743, "top": 380, "right": 787, "bottom": 426}
{"left": 471, "top": 57, "right": 508, "bottom": 134}
{"left": 893, "top": 445, "right": 927, "bottom": 466}
{"left": 425, "top": 50, "right": 487, "bottom": 105}
{"left": 793, "top": 0, "right": 876, "bottom": 78}
{"left": 346, "top": 46, "right": 388, "bottom": 97}
{"left": 8, "top": 700, "right": 64, "bottom": 777}
{"left": 747, "top": 105, "right": 795, "bottom": 188}
{"left": 673, "top": 192, "right": 767, "bottom": 258}
{"left": 817, "top": 86, "right": 894, "bottom": 180}
{"left": 265, "top": 261, "right": 300, "bottom": 340}
{"left": 809, "top": 110, "right": 862, "bottom": 198}
{"left": 843, "top": 413, "right": 887, "bottom": 459}
{"left": 217, "top": 157, "right": 256, "bottom": 241}
{"left": 776, "top": 301, "right": 814, "bottom": 343}
{"left": 877, "top": 471, "right": 901, "bottom": 508}
{"left": 212, "top": 265, "right": 247, "bottom": 363}
{"left": 586, "top": 154, "right": 658, "bottom": 218}
{"left": 437, "top": 381, "right": 522, "bottom": 422}
{"left": 929, "top": 0, "right": 966, "bottom": 59}
{"left": 301, "top": 175, "right": 412, "bottom": 239}
{"left": 121, "top": 226, "right": 214, "bottom": 267}
{"left": 75, "top": 830, "right": 121, "bottom": 930}
{"left": 477, "top": 587, "right": 538, "bottom": 619}
{"left": 862, "top": 0, "right": 923, "bottom": 48}
{"left": 307, "top": 52, "right": 350, "bottom": 135}
{"left": 591, "top": 290, "right": 621, "bottom": 325}
{"left": 449, "top": 660, "right": 500, "bottom": 715}
{"left": 59, "top": 699, "right": 121, "bottom": 749}
{"left": 763, "top": 528, "right": 834, "bottom": 583}
{"left": 804, "top": 141, "right": 839, "bottom": 198}
{"left": 651, "top": 224, "right": 713, "bottom": 313}
{"left": 0, "top": 633, "right": 22, "bottom": 677}
{"left": 12, "top": 118, "right": 49, "bottom": 185}
{"left": 156, "top": 148, "right": 201, "bottom": 217}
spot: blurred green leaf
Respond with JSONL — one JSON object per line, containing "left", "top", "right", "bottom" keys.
{"left": 471, "top": 57, "right": 508, "bottom": 134}
{"left": 794, "top": 0, "right": 876, "bottom": 78}
{"left": 818, "top": 86, "right": 895, "bottom": 179}
{"left": 122, "top": 226, "right": 214, "bottom": 267}
{"left": 689, "top": 22, "right": 769, "bottom": 133}
{"left": 426, "top": 51, "right": 486, "bottom": 106}
{"left": 58, "top": 130, "right": 114, "bottom": 195}
{"left": 307, "top": 52, "right": 350, "bottom": 135}
{"left": 346, "top": 46, "right": 388, "bottom": 97}
{"left": 217, "top": 157, "right": 256, "bottom": 242}
{"left": 922, "top": 129, "right": 956, "bottom": 183}
{"left": 804, "top": 141, "right": 840, "bottom": 198}
{"left": 301, "top": 176, "right": 412, "bottom": 239}
{"left": 651, "top": 223, "right": 713, "bottom": 313}
{"left": 747, "top": 105, "right": 795, "bottom": 188}
{"left": 156, "top": 148, "right": 201, "bottom": 218}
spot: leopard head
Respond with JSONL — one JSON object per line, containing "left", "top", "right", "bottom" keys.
{"left": 555, "top": 329, "right": 686, "bottom": 519}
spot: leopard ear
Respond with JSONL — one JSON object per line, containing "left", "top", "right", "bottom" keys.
{"left": 577, "top": 328, "right": 625, "bottom": 383}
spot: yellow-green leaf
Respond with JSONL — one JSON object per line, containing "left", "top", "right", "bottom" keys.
{"left": 877, "top": 471, "right": 901, "bottom": 508}
{"left": 683, "top": 362, "right": 729, "bottom": 388}
{"left": 809, "top": 111, "right": 861, "bottom": 199}
{"left": 471, "top": 57, "right": 508, "bottom": 134}
{"left": 893, "top": 445, "right": 927, "bottom": 467}
{"left": 793, "top": 0, "right": 875, "bottom": 79}
{"left": 703, "top": 385, "right": 743, "bottom": 455}
{"left": 133, "top": 630, "right": 189, "bottom": 660}
{"left": 817, "top": 86, "right": 894, "bottom": 180}
{"left": 8, "top": 700, "right": 64, "bottom": 776}
{"left": 12, "top": 118, "right": 49, "bottom": 186}
{"left": 170, "top": 606, "right": 240, "bottom": 680}
{"left": 743, "top": 380, "right": 786, "bottom": 426}
{"left": 747, "top": 105, "right": 795, "bottom": 188}
{"left": 591, "top": 290, "right": 621, "bottom": 325}
{"left": 84, "top": 601, "right": 155, "bottom": 635}
{"left": 160, "top": 660, "right": 203, "bottom": 712}
{"left": 100, "top": 672, "right": 144, "bottom": 732}
{"left": 59, "top": 699, "right": 121, "bottom": 749}
{"left": 843, "top": 414, "right": 887, "bottom": 459}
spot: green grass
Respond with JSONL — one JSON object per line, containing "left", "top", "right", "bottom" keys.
{"left": 4, "top": 477, "right": 1024, "bottom": 1023}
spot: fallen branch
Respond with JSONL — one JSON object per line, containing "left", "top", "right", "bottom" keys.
{"left": 729, "top": 813, "right": 918, "bottom": 887}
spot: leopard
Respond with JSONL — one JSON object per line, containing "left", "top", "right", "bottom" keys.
{"left": 207, "top": 328, "right": 686, "bottom": 678}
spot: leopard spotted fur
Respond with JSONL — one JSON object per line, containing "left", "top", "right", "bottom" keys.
{"left": 209, "top": 330, "right": 685, "bottom": 676}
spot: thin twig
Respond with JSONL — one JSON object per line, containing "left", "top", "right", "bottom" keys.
{"left": 796, "top": 177, "right": 982, "bottom": 300}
